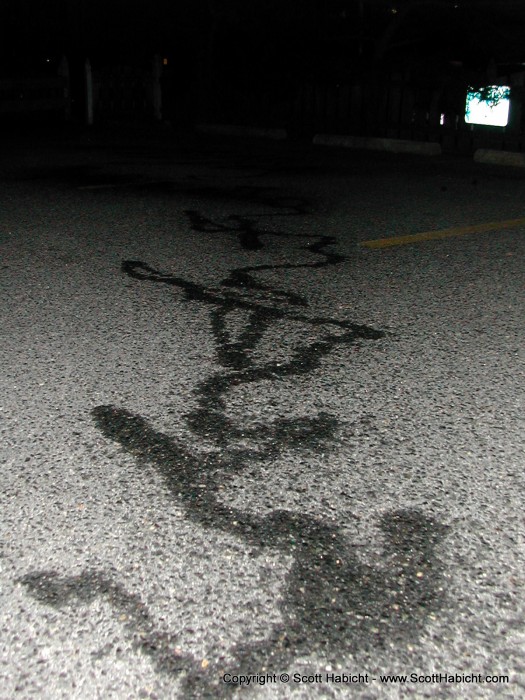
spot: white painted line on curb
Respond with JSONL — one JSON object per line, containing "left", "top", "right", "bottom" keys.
{"left": 77, "top": 183, "right": 133, "bottom": 190}
{"left": 196, "top": 124, "right": 287, "bottom": 140}
{"left": 474, "top": 149, "right": 525, "bottom": 168}
{"left": 77, "top": 180, "right": 165, "bottom": 191}
{"left": 313, "top": 134, "right": 442, "bottom": 156}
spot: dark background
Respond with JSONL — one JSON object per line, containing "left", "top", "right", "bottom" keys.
{"left": 1, "top": 1, "right": 525, "bottom": 137}
{"left": 2, "top": 2, "right": 525, "bottom": 74}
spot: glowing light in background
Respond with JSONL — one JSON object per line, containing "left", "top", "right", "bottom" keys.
{"left": 465, "top": 86, "right": 510, "bottom": 127}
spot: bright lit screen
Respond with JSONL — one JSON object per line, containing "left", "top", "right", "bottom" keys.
{"left": 465, "top": 86, "right": 510, "bottom": 127}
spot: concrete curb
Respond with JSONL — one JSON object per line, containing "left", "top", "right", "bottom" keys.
{"left": 474, "top": 149, "right": 525, "bottom": 168}
{"left": 313, "top": 133, "right": 442, "bottom": 156}
{"left": 196, "top": 124, "right": 287, "bottom": 140}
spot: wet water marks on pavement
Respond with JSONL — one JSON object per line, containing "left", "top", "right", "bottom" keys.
{"left": 19, "top": 189, "right": 449, "bottom": 695}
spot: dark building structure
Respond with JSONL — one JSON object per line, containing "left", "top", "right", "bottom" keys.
{"left": 1, "top": 1, "right": 525, "bottom": 151}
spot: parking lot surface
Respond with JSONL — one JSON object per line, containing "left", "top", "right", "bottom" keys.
{"left": 1, "top": 127, "right": 524, "bottom": 698}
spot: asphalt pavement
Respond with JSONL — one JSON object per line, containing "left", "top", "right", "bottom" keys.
{"left": 1, "top": 125, "right": 524, "bottom": 699}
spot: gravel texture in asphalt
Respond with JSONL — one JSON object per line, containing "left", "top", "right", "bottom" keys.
{"left": 1, "top": 128, "right": 524, "bottom": 698}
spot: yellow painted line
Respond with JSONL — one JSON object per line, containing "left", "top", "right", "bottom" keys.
{"left": 360, "top": 216, "right": 525, "bottom": 249}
